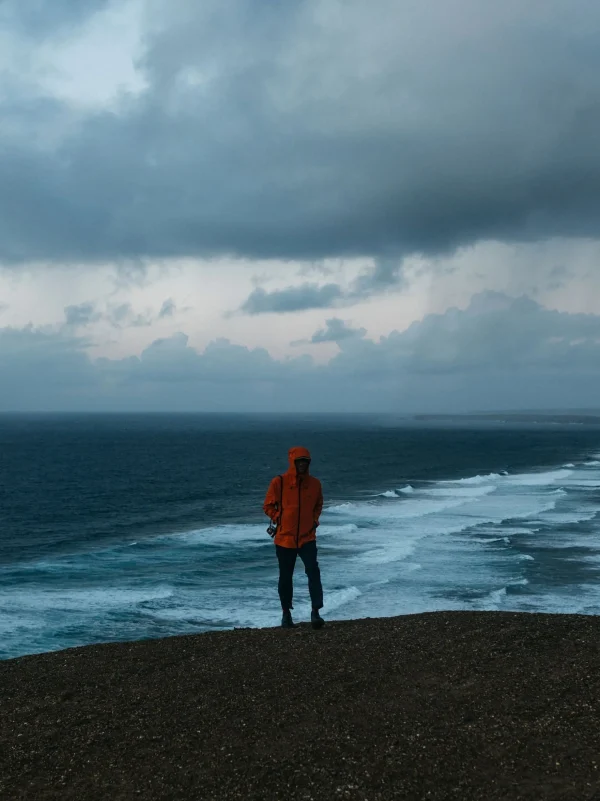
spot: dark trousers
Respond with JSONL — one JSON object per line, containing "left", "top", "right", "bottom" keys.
{"left": 276, "top": 540, "right": 323, "bottom": 611}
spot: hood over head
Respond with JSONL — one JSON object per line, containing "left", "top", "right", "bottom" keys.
{"left": 287, "top": 446, "right": 312, "bottom": 484}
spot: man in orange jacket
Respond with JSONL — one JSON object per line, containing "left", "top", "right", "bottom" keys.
{"left": 263, "top": 446, "right": 325, "bottom": 629}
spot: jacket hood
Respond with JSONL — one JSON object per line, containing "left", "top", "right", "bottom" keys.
{"left": 287, "top": 446, "right": 312, "bottom": 484}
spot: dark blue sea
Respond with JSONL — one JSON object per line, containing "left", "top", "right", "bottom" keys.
{"left": 2, "top": 414, "right": 600, "bottom": 660}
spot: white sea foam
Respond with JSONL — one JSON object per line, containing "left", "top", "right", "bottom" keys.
{"left": 0, "top": 586, "right": 174, "bottom": 612}
{"left": 480, "top": 579, "right": 530, "bottom": 610}
{"left": 469, "top": 537, "right": 511, "bottom": 544}
{"left": 506, "top": 469, "right": 573, "bottom": 486}
{"left": 324, "top": 586, "right": 362, "bottom": 612}
{"left": 536, "top": 507, "right": 600, "bottom": 525}
{"left": 484, "top": 587, "right": 507, "bottom": 607}
{"left": 443, "top": 473, "right": 502, "bottom": 485}
{"left": 162, "top": 524, "right": 267, "bottom": 547}
{"left": 0, "top": 586, "right": 176, "bottom": 646}
{"left": 422, "top": 485, "right": 496, "bottom": 498}
{"left": 486, "top": 527, "right": 534, "bottom": 536}
{"left": 150, "top": 584, "right": 362, "bottom": 631}
{"left": 560, "top": 477, "right": 600, "bottom": 490}
{"left": 324, "top": 479, "right": 566, "bottom": 562}
{"left": 357, "top": 541, "right": 418, "bottom": 565}
{"left": 328, "top": 494, "right": 482, "bottom": 521}
{"left": 0, "top": 613, "right": 48, "bottom": 638}
{"left": 319, "top": 523, "right": 359, "bottom": 536}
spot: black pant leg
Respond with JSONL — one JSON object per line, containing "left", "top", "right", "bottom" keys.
{"left": 298, "top": 540, "right": 324, "bottom": 610}
{"left": 276, "top": 545, "right": 298, "bottom": 610}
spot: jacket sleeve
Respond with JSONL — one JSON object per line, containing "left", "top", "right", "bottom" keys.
{"left": 314, "top": 481, "right": 323, "bottom": 525}
{"left": 263, "top": 477, "right": 281, "bottom": 521}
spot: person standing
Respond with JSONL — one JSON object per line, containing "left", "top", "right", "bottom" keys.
{"left": 263, "top": 447, "right": 325, "bottom": 629}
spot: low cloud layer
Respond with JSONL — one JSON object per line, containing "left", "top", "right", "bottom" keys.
{"left": 64, "top": 298, "right": 177, "bottom": 329}
{"left": 240, "top": 283, "right": 344, "bottom": 315}
{"left": 3, "top": 293, "right": 600, "bottom": 412}
{"left": 2, "top": 0, "right": 600, "bottom": 265}
{"left": 239, "top": 259, "right": 407, "bottom": 314}
{"left": 331, "top": 291, "right": 600, "bottom": 375}
{"left": 309, "top": 318, "right": 366, "bottom": 344}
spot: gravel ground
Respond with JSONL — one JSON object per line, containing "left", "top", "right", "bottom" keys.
{"left": 2, "top": 611, "right": 600, "bottom": 800}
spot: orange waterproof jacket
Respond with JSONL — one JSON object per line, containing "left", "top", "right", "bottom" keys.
{"left": 263, "top": 447, "right": 323, "bottom": 549}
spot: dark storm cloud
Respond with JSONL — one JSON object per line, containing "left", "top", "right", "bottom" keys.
{"left": 64, "top": 299, "right": 178, "bottom": 328}
{"left": 290, "top": 317, "right": 366, "bottom": 346}
{"left": 158, "top": 298, "right": 176, "bottom": 318}
{"left": 112, "top": 262, "right": 154, "bottom": 290}
{"left": 351, "top": 259, "right": 406, "bottom": 296}
{"left": 546, "top": 265, "right": 570, "bottom": 292}
{"left": 2, "top": 0, "right": 600, "bottom": 266}
{"left": 238, "top": 258, "right": 406, "bottom": 315}
{"left": 310, "top": 318, "right": 366, "bottom": 344}
{"left": 5, "top": 293, "right": 600, "bottom": 412}
{"left": 64, "top": 302, "right": 103, "bottom": 326}
{"left": 240, "top": 283, "right": 344, "bottom": 315}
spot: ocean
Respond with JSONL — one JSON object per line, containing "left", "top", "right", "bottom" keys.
{"left": 2, "top": 413, "right": 600, "bottom": 661}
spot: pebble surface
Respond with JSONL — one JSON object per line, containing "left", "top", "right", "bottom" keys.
{"left": 2, "top": 611, "right": 600, "bottom": 800}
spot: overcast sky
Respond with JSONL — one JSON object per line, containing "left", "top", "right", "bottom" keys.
{"left": 1, "top": 0, "right": 599, "bottom": 412}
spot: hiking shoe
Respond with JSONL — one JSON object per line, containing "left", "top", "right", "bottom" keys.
{"left": 311, "top": 610, "right": 325, "bottom": 630}
{"left": 281, "top": 610, "right": 297, "bottom": 629}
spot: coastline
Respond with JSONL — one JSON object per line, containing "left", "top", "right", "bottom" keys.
{"left": 2, "top": 611, "right": 600, "bottom": 800}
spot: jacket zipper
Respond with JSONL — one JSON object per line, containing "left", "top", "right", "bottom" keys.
{"left": 296, "top": 481, "right": 301, "bottom": 549}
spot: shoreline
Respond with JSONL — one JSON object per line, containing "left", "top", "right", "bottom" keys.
{"left": 2, "top": 611, "right": 600, "bottom": 800}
